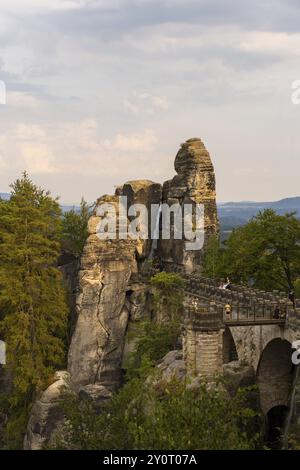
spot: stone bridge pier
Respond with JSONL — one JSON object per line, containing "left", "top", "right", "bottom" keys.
{"left": 182, "top": 299, "right": 224, "bottom": 379}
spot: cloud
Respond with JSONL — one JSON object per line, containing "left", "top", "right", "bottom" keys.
{"left": 135, "top": 92, "right": 169, "bottom": 110}
{"left": 0, "top": 0, "right": 300, "bottom": 202}
{"left": 0, "top": 119, "right": 160, "bottom": 180}
{"left": 104, "top": 129, "right": 158, "bottom": 151}
{"left": 123, "top": 98, "right": 139, "bottom": 114}
{"left": 239, "top": 31, "right": 300, "bottom": 58}
{"left": 7, "top": 92, "right": 40, "bottom": 109}
{"left": 123, "top": 92, "right": 169, "bottom": 115}
{"left": 16, "top": 124, "right": 46, "bottom": 140}
{"left": 20, "top": 145, "right": 57, "bottom": 174}
{"left": 0, "top": 0, "right": 88, "bottom": 13}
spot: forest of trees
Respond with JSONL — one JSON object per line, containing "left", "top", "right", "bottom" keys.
{"left": 0, "top": 174, "right": 89, "bottom": 448}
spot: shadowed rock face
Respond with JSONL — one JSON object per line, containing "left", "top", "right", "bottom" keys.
{"left": 68, "top": 195, "right": 137, "bottom": 392}
{"left": 116, "top": 180, "right": 162, "bottom": 261}
{"left": 159, "top": 138, "right": 219, "bottom": 273}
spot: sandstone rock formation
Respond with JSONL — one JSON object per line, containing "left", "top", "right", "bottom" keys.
{"left": 116, "top": 180, "right": 162, "bottom": 262}
{"left": 65, "top": 140, "right": 219, "bottom": 393}
{"left": 68, "top": 195, "right": 137, "bottom": 392}
{"left": 24, "top": 371, "right": 72, "bottom": 450}
{"left": 159, "top": 138, "right": 219, "bottom": 273}
{"left": 78, "top": 383, "right": 112, "bottom": 408}
{"left": 157, "top": 350, "right": 186, "bottom": 381}
{"left": 24, "top": 138, "right": 221, "bottom": 449}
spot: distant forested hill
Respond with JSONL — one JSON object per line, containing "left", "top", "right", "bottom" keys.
{"left": 0, "top": 192, "right": 10, "bottom": 201}
{"left": 1, "top": 191, "right": 300, "bottom": 231}
{"left": 0, "top": 192, "right": 79, "bottom": 212}
{"left": 218, "top": 197, "right": 300, "bottom": 232}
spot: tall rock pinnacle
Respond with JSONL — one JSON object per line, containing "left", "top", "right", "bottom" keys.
{"left": 159, "top": 138, "right": 219, "bottom": 273}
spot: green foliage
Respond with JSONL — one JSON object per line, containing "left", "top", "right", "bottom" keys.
{"left": 124, "top": 320, "right": 181, "bottom": 381}
{"left": 285, "top": 432, "right": 300, "bottom": 450}
{"left": 150, "top": 272, "right": 184, "bottom": 318}
{"left": 208, "top": 210, "right": 300, "bottom": 291}
{"left": 202, "top": 235, "right": 223, "bottom": 278}
{"left": 295, "top": 279, "right": 300, "bottom": 299}
{"left": 62, "top": 198, "right": 91, "bottom": 256}
{"left": 150, "top": 271, "right": 185, "bottom": 291}
{"left": 0, "top": 173, "right": 69, "bottom": 447}
{"left": 53, "top": 377, "right": 262, "bottom": 450}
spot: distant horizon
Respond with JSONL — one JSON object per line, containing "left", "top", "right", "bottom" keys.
{"left": 2, "top": 190, "right": 300, "bottom": 207}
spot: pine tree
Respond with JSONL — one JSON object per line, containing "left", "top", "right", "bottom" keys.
{"left": 0, "top": 173, "right": 68, "bottom": 447}
{"left": 62, "top": 197, "right": 91, "bottom": 256}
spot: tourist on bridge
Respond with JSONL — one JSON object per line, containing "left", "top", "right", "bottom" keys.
{"left": 224, "top": 303, "right": 232, "bottom": 320}
{"left": 219, "top": 278, "right": 231, "bottom": 290}
{"left": 289, "top": 290, "right": 295, "bottom": 308}
{"left": 273, "top": 305, "right": 280, "bottom": 319}
{"left": 279, "top": 308, "right": 287, "bottom": 320}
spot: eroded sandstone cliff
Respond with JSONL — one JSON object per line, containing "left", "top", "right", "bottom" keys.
{"left": 24, "top": 137, "right": 219, "bottom": 449}
{"left": 159, "top": 138, "right": 219, "bottom": 273}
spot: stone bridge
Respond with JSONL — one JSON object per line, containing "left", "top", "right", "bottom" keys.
{"left": 179, "top": 274, "right": 300, "bottom": 419}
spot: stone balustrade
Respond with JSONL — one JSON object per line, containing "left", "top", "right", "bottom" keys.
{"left": 183, "top": 275, "right": 294, "bottom": 322}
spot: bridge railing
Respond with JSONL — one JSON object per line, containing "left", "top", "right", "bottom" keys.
{"left": 184, "top": 275, "right": 294, "bottom": 323}
{"left": 130, "top": 270, "right": 294, "bottom": 325}
{"left": 185, "top": 299, "right": 287, "bottom": 326}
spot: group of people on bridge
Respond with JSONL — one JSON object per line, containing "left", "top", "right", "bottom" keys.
{"left": 218, "top": 277, "right": 289, "bottom": 322}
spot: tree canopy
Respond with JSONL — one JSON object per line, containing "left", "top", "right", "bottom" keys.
{"left": 61, "top": 198, "right": 91, "bottom": 257}
{"left": 0, "top": 173, "right": 69, "bottom": 447}
{"left": 203, "top": 210, "right": 300, "bottom": 292}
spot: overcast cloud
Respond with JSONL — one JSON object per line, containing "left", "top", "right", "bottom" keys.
{"left": 0, "top": 0, "right": 299, "bottom": 203}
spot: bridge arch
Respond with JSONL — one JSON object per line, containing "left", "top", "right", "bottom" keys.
{"left": 256, "top": 338, "right": 294, "bottom": 447}
{"left": 222, "top": 327, "right": 238, "bottom": 364}
{"left": 228, "top": 324, "right": 296, "bottom": 371}
{"left": 257, "top": 338, "right": 293, "bottom": 415}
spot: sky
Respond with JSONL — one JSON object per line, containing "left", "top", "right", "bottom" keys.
{"left": 0, "top": 0, "right": 299, "bottom": 203}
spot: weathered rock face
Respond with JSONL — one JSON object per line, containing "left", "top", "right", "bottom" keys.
{"left": 116, "top": 180, "right": 162, "bottom": 262}
{"left": 122, "top": 282, "right": 153, "bottom": 367}
{"left": 78, "top": 384, "right": 112, "bottom": 409}
{"left": 24, "top": 371, "right": 72, "bottom": 450}
{"left": 68, "top": 195, "right": 137, "bottom": 392}
{"left": 67, "top": 179, "right": 165, "bottom": 393}
{"left": 157, "top": 350, "right": 186, "bottom": 381}
{"left": 159, "top": 138, "right": 219, "bottom": 273}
